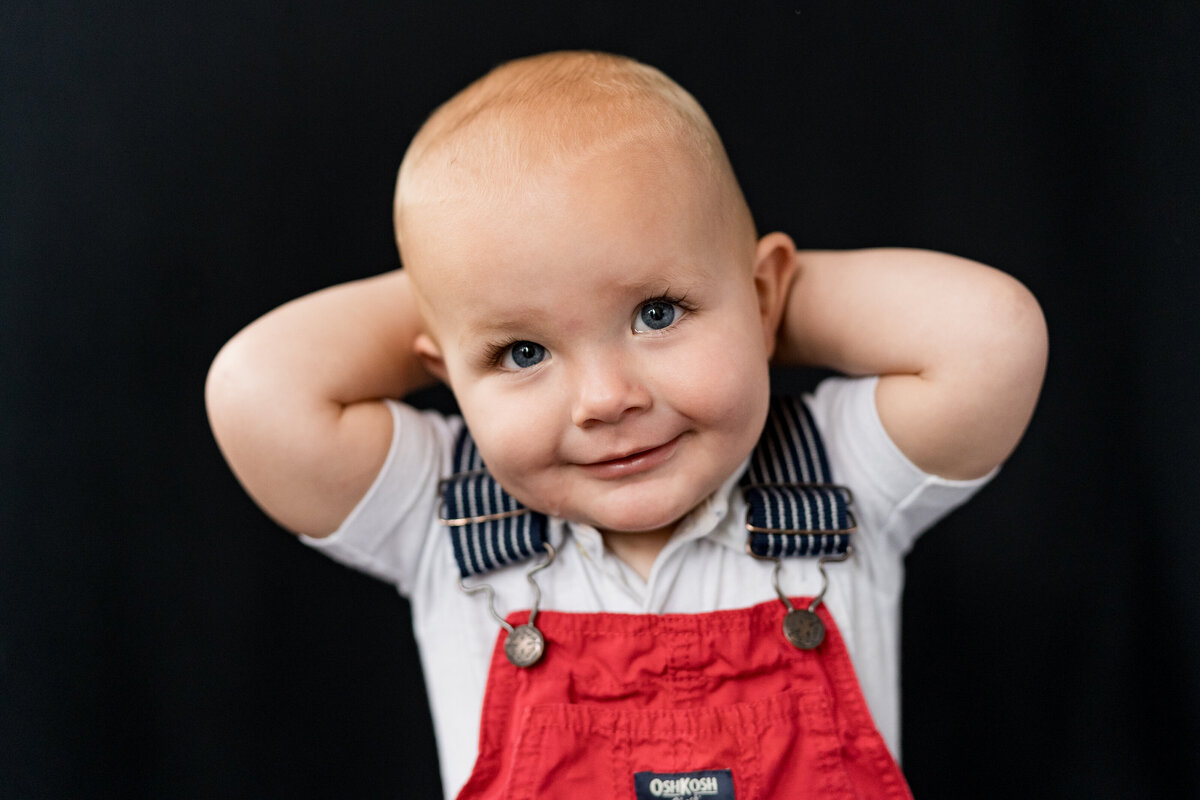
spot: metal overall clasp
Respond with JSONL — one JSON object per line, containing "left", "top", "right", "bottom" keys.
{"left": 457, "top": 541, "right": 557, "bottom": 668}
{"left": 770, "top": 548, "right": 854, "bottom": 650}
{"left": 743, "top": 481, "right": 856, "bottom": 650}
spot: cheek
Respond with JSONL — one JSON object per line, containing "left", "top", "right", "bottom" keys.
{"left": 662, "top": 316, "right": 772, "bottom": 426}
{"left": 443, "top": 360, "right": 536, "bottom": 460}
{"left": 453, "top": 384, "right": 564, "bottom": 502}
{"left": 459, "top": 391, "right": 534, "bottom": 463}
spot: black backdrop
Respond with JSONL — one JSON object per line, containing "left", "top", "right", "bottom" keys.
{"left": 4, "top": 2, "right": 1198, "bottom": 797}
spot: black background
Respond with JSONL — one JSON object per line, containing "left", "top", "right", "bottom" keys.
{"left": 4, "top": 1, "right": 1198, "bottom": 797}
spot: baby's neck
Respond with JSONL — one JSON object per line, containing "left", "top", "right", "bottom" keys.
{"left": 600, "top": 525, "right": 676, "bottom": 581}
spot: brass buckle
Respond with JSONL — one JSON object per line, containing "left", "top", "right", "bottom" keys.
{"left": 741, "top": 481, "right": 858, "bottom": 536}
{"left": 437, "top": 470, "right": 531, "bottom": 527}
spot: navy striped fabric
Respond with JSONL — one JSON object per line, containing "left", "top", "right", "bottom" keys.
{"left": 740, "top": 397, "right": 853, "bottom": 559}
{"left": 439, "top": 396, "right": 853, "bottom": 577}
{"left": 441, "top": 428, "right": 548, "bottom": 579}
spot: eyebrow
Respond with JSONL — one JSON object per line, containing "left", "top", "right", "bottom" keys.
{"left": 457, "top": 317, "right": 533, "bottom": 366}
{"left": 457, "top": 270, "right": 699, "bottom": 343}
{"left": 462, "top": 314, "right": 533, "bottom": 340}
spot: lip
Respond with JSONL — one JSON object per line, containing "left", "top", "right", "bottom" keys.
{"left": 577, "top": 434, "right": 683, "bottom": 480}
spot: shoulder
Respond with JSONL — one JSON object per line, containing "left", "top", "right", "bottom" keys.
{"left": 302, "top": 403, "right": 463, "bottom": 590}
{"left": 803, "top": 377, "right": 994, "bottom": 553}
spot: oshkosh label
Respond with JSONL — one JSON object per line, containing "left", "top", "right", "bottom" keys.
{"left": 634, "top": 769, "right": 734, "bottom": 800}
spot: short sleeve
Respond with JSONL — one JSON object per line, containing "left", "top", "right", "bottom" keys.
{"left": 300, "top": 400, "right": 462, "bottom": 596}
{"left": 807, "top": 376, "right": 997, "bottom": 556}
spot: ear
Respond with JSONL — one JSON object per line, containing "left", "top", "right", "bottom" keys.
{"left": 413, "top": 333, "right": 451, "bottom": 384}
{"left": 752, "top": 232, "right": 798, "bottom": 358}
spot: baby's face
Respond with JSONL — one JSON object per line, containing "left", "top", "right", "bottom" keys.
{"left": 407, "top": 145, "right": 774, "bottom": 538}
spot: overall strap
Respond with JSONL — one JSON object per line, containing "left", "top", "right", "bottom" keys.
{"left": 439, "top": 427, "right": 548, "bottom": 580}
{"left": 439, "top": 396, "right": 855, "bottom": 579}
{"left": 739, "top": 397, "right": 855, "bottom": 559}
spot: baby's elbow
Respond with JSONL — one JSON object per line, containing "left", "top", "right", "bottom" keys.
{"left": 204, "top": 336, "right": 276, "bottom": 492}
{"left": 990, "top": 274, "right": 1049, "bottom": 391}
{"left": 205, "top": 344, "right": 235, "bottom": 436}
{"left": 966, "top": 274, "right": 1048, "bottom": 460}
{"left": 205, "top": 338, "right": 254, "bottom": 440}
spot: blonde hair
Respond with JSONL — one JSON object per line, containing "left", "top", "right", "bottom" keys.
{"left": 394, "top": 51, "right": 754, "bottom": 261}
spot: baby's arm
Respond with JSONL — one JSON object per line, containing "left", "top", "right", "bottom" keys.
{"left": 770, "top": 243, "right": 1048, "bottom": 480}
{"left": 205, "top": 271, "right": 432, "bottom": 536}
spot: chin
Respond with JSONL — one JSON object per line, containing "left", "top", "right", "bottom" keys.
{"left": 584, "top": 477, "right": 723, "bottom": 533}
{"left": 587, "top": 502, "right": 694, "bottom": 535}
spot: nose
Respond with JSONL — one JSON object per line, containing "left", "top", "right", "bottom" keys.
{"left": 570, "top": 351, "right": 651, "bottom": 427}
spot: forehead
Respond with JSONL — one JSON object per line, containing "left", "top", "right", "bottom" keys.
{"left": 405, "top": 140, "right": 739, "bottom": 297}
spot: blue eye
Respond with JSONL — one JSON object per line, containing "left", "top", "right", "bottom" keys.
{"left": 633, "top": 300, "right": 679, "bottom": 333}
{"left": 502, "top": 341, "right": 547, "bottom": 369}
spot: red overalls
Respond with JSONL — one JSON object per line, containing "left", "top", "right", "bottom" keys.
{"left": 455, "top": 599, "right": 911, "bottom": 799}
{"left": 442, "top": 398, "right": 914, "bottom": 799}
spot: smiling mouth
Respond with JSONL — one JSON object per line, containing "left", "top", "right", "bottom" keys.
{"left": 578, "top": 435, "right": 683, "bottom": 479}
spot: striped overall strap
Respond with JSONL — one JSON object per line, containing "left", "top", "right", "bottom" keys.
{"left": 439, "top": 395, "right": 854, "bottom": 578}
{"left": 739, "top": 396, "right": 855, "bottom": 559}
{"left": 439, "top": 426, "right": 548, "bottom": 580}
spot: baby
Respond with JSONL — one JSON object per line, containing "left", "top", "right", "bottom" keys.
{"left": 207, "top": 51, "right": 1047, "bottom": 798}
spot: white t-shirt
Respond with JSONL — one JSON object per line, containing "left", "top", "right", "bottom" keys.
{"left": 304, "top": 376, "right": 993, "bottom": 798}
